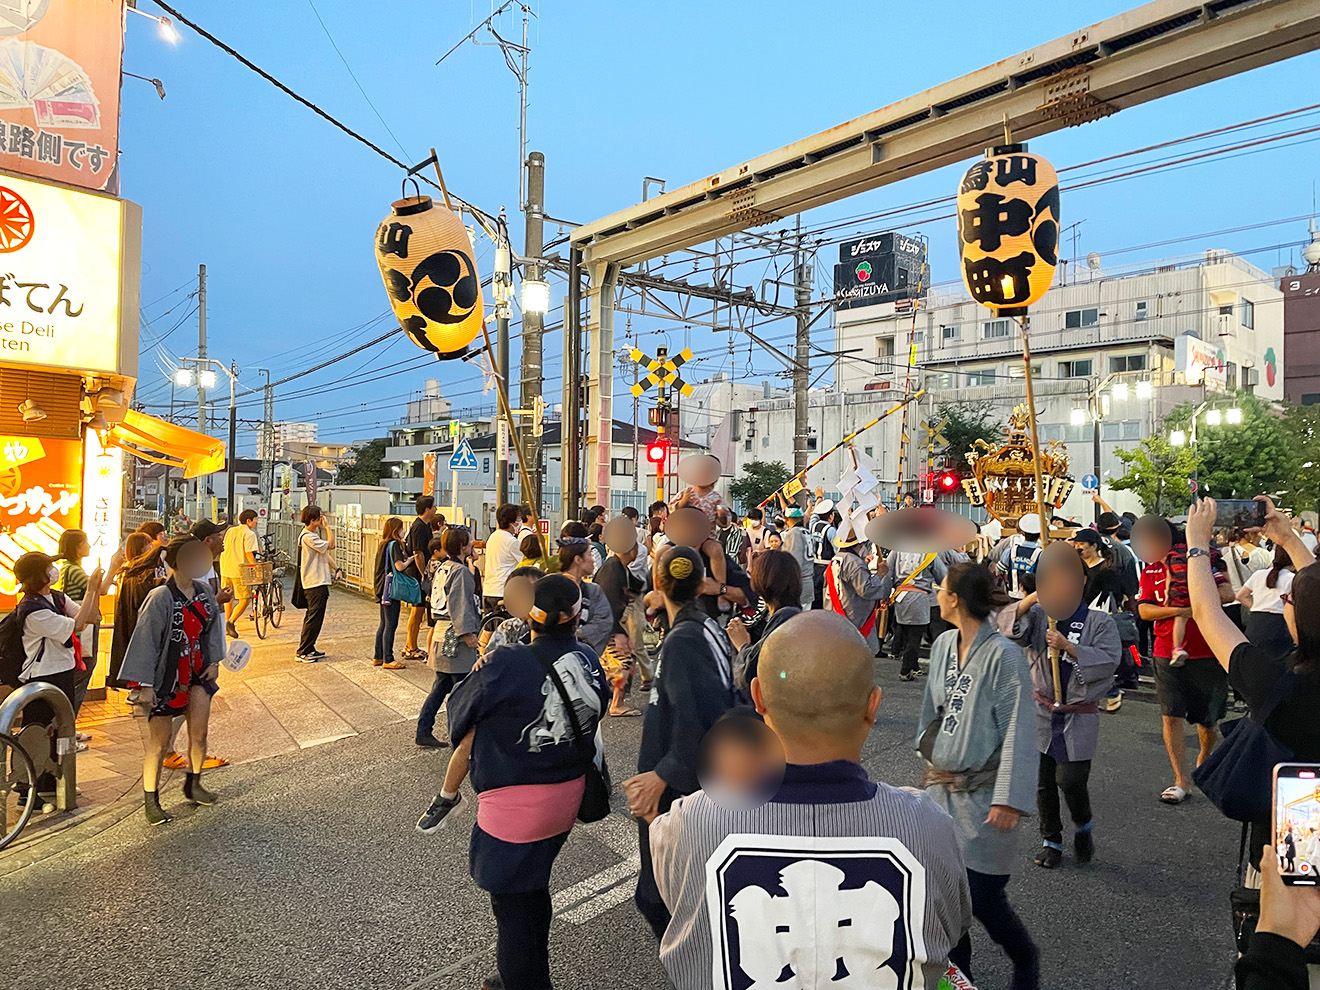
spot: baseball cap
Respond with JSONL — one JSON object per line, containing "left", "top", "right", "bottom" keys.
{"left": 1097, "top": 511, "right": 1122, "bottom": 534}
{"left": 1070, "top": 528, "right": 1103, "bottom": 547}
{"left": 190, "top": 520, "right": 229, "bottom": 541}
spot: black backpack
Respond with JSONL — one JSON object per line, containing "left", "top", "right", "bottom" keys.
{"left": 0, "top": 592, "right": 68, "bottom": 688}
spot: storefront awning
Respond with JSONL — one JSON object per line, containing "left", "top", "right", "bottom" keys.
{"left": 106, "top": 409, "right": 225, "bottom": 479}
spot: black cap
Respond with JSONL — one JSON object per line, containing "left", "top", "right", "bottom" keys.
{"left": 190, "top": 520, "right": 229, "bottom": 541}
{"left": 1070, "top": 528, "right": 1104, "bottom": 546}
{"left": 1097, "top": 511, "right": 1122, "bottom": 533}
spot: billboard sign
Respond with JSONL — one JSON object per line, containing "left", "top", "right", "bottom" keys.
{"left": 0, "top": 0, "right": 124, "bottom": 193}
{"left": 0, "top": 168, "right": 139, "bottom": 376}
{"left": 0, "top": 432, "right": 81, "bottom": 606}
{"left": 1175, "top": 334, "right": 1226, "bottom": 384}
{"left": 838, "top": 231, "right": 925, "bottom": 264}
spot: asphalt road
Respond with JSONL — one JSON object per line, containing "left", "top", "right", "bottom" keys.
{"left": 0, "top": 662, "right": 1242, "bottom": 990}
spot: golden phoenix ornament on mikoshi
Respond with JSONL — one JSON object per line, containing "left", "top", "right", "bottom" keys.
{"left": 961, "top": 405, "right": 1075, "bottom": 527}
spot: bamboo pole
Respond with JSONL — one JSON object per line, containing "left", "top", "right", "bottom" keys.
{"left": 1018, "top": 313, "right": 1063, "bottom": 704}
{"left": 756, "top": 390, "right": 925, "bottom": 510}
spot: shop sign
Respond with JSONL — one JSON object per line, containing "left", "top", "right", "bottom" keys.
{"left": 0, "top": 0, "right": 124, "bottom": 193}
{"left": 83, "top": 427, "right": 121, "bottom": 575}
{"left": 0, "top": 432, "right": 81, "bottom": 605}
{"left": 0, "top": 169, "right": 138, "bottom": 375}
{"left": 1175, "top": 334, "right": 1226, "bottom": 383}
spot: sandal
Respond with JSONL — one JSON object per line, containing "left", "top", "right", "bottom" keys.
{"left": 1034, "top": 845, "right": 1062, "bottom": 869}
{"left": 1160, "top": 785, "right": 1188, "bottom": 804}
{"left": 609, "top": 708, "right": 643, "bottom": 717}
{"left": 382, "top": 661, "right": 407, "bottom": 670}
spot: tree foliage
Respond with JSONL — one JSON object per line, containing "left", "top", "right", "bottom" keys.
{"left": 1110, "top": 434, "right": 1200, "bottom": 516}
{"left": 334, "top": 438, "right": 389, "bottom": 486}
{"left": 728, "top": 459, "right": 793, "bottom": 510}
{"left": 1165, "top": 393, "right": 1298, "bottom": 501}
{"left": 936, "top": 401, "right": 1002, "bottom": 472}
{"left": 1278, "top": 403, "right": 1320, "bottom": 514}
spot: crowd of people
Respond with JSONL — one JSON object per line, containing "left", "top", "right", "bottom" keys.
{"left": 394, "top": 470, "right": 1320, "bottom": 990}
{"left": 7, "top": 467, "right": 1320, "bottom": 989}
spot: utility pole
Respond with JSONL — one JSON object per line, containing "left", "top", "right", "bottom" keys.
{"left": 792, "top": 217, "right": 811, "bottom": 504}
{"left": 226, "top": 361, "right": 238, "bottom": 522}
{"left": 259, "top": 368, "right": 273, "bottom": 530}
{"left": 196, "top": 263, "right": 207, "bottom": 519}
{"left": 165, "top": 378, "right": 176, "bottom": 524}
{"left": 494, "top": 210, "right": 511, "bottom": 507}
{"left": 521, "top": 150, "right": 545, "bottom": 511}
{"left": 563, "top": 247, "right": 582, "bottom": 522}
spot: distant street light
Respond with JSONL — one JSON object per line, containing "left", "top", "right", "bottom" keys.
{"left": 174, "top": 368, "right": 193, "bottom": 387}
{"left": 1205, "top": 409, "right": 1222, "bottom": 426}
{"left": 1226, "top": 407, "right": 1243, "bottom": 424}
{"left": 1070, "top": 408, "right": 1087, "bottom": 426}
{"left": 122, "top": 71, "right": 166, "bottom": 100}
{"left": 127, "top": 4, "right": 180, "bottom": 44}
{"left": 1111, "top": 382, "right": 1129, "bottom": 402}
{"left": 1170, "top": 429, "right": 1187, "bottom": 447}
{"left": 1135, "top": 380, "right": 1152, "bottom": 400}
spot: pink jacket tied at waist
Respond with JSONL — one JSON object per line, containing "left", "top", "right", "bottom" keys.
{"left": 476, "top": 777, "right": 586, "bottom": 844}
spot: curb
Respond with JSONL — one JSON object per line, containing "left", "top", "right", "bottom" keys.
{"left": 0, "top": 771, "right": 144, "bottom": 878}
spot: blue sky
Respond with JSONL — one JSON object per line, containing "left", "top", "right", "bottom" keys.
{"left": 120, "top": 0, "right": 1320, "bottom": 449}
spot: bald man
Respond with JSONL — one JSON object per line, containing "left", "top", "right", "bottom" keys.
{"left": 649, "top": 611, "right": 973, "bottom": 990}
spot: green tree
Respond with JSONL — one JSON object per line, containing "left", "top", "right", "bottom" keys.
{"left": 1278, "top": 403, "right": 1320, "bottom": 514}
{"left": 334, "top": 438, "right": 389, "bottom": 486}
{"left": 728, "top": 459, "right": 793, "bottom": 510}
{"left": 1166, "top": 393, "right": 1298, "bottom": 500}
{"left": 935, "top": 401, "right": 1002, "bottom": 471}
{"left": 1110, "top": 434, "right": 1200, "bottom": 515}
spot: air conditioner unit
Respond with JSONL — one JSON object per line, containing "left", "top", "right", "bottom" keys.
{"left": 1245, "top": 367, "right": 1260, "bottom": 387}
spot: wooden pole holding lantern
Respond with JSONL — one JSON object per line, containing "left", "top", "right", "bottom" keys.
{"left": 478, "top": 317, "right": 541, "bottom": 535}
{"left": 956, "top": 137, "right": 1063, "bottom": 702}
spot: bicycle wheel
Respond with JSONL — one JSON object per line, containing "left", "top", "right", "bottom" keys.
{"left": 0, "top": 730, "right": 37, "bottom": 852}
{"left": 253, "top": 585, "right": 268, "bottom": 640}
{"left": 269, "top": 580, "right": 284, "bottom": 628}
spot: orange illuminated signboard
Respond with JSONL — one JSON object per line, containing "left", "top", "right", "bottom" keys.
{"left": 0, "top": 0, "right": 124, "bottom": 194}
{"left": 0, "top": 432, "right": 81, "bottom": 606}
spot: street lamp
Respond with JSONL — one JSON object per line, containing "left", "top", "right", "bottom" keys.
{"left": 1170, "top": 429, "right": 1187, "bottom": 447}
{"left": 1205, "top": 409, "right": 1223, "bottom": 427}
{"left": 127, "top": 4, "right": 180, "bottom": 43}
{"left": 1070, "top": 408, "right": 1087, "bottom": 426}
{"left": 1135, "top": 380, "right": 1152, "bottom": 400}
{"left": 1111, "top": 381, "right": 1129, "bottom": 402}
{"left": 178, "top": 356, "right": 240, "bottom": 520}
{"left": 520, "top": 276, "right": 550, "bottom": 315}
{"left": 1226, "top": 407, "right": 1243, "bottom": 425}
{"left": 174, "top": 368, "right": 193, "bottom": 387}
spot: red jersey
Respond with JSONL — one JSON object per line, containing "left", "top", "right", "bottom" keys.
{"left": 1138, "top": 544, "right": 1226, "bottom": 659}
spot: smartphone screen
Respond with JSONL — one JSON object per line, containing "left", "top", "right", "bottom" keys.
{"left": 1213, "top": 498, "right": 1266, "bottom": 532}
{"left": 1273, "top": 764, "right": 1320, "bottom": 885}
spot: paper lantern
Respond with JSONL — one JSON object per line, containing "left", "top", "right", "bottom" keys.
{"left": 375, "top": 195, "right": 484, "bottom": 359}
{"left": 956, "top": 143, "right": 1059, "bottom": 315}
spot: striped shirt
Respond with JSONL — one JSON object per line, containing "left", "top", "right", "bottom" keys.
{"left": 649, "top": 761, "right": 971, "bottom": 990}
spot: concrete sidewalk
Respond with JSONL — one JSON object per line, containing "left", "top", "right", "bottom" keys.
{"left": 9, "top": 586, "right": 433, "bottom": 859}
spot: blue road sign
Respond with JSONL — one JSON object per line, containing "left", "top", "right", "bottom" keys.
{"left": 449, "top": 438, "right": 479, "bottom": 471}
{"left": 157, "top": 493, "right": 166, "bottom": 519}
{"left": 1081, "top": 473, "right": 1099, "bottom": 492}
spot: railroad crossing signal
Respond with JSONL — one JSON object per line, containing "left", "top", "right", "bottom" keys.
{"left": 630, "top": 347, "right": 695, "bottom": 397}
{"left": 921, "top": 416, "right": 949, "bottom": 453}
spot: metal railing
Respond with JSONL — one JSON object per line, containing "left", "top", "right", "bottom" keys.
{"left": 0, "top": 682, "right": 77, "bottom": 812}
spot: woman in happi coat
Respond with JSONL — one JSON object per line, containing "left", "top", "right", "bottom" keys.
{"left": 1003, "top": 542, "right": 1120, "bottom": 871}
{"left": 918, "top": 560, "right": 1039, "bottom": 990}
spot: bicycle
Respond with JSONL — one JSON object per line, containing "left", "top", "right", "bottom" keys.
{"left": 241, "top": 559, "right": 284, "bottom": 640}
{"left": 0, "top": 729, "right": 38, "bottom": 852}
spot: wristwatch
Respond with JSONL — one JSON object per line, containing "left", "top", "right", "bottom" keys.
{"left": 719, "top": 583, "right": 728, "bottom": 596}
{"left": 1187, "top": 547, "right": 1211, "bottom": 559}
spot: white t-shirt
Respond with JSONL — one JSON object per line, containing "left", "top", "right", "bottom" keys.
{"left": 299, "top": 530, "right": 334, "bottom": 589}
{"left": 1243, "top": 566, "right": 1294, "bottom": 614}
{"left": 221, "top": 524, "right": 259, "bottom": 580}
{"left": 1302, "top": 531, "right": 1318, "bottom": 552}
{"left": 20, "top": 593, "right": 78, "bottom": 681}
{"left": 483, "top": 528, "right": 523, "bottom": 598}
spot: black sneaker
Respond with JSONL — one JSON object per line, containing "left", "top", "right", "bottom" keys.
{"left": 416, "top": 792, "right": 463, "bottom": 834}
{"left": 1033, "top": 845, "right": 1062, "bottom": 869}
{"left": 1075, "top": 829, "right": 1094, "bottom": 863}
{"left": 295, "top": 653, "right": 320, "bottom": 663}
{"left": 415, "top": 733, "right": 449, "bottom": 749}
{"left": 225, "top": 620, "right": 239, "bottom": 639}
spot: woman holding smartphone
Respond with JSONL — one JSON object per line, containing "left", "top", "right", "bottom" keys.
{"left": 1187, "top": 496, "right": 1320, "bottom": 870}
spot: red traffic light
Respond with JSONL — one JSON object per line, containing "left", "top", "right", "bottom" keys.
{"left": 938, "top": 471, "right": 959, "bottom": 491}
{"left": 646, "top": 440, "right": 668, "bottom": 464}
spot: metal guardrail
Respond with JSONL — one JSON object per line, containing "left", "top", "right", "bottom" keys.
{"left": 0, "top": 682, "right": 77, "bottom": 812}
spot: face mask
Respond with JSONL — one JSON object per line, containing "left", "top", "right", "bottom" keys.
{"left": 46, "top": 564, "right": 60, "bottom": 585}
